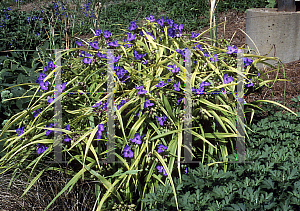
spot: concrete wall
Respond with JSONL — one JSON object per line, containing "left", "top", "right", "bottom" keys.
{"left": 245, "top": 8, "right": 300, "bottom": 69}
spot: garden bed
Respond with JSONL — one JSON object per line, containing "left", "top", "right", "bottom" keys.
{"left": 1, "top": 0, "right": 300, "bottom": 210}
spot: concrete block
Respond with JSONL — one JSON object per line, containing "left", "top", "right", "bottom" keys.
{"left": 245, "top": 8, "right": 300, "bottom": 69}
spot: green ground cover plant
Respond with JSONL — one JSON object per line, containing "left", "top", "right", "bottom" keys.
{"left": 0, "top": 0, "right": 296, "bottom": 210}
{"left": 142, "top": 96, "right": 300, "bottom": 210}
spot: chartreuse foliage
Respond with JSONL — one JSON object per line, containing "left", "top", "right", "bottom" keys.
{"left": 0, "top": 12, "right": 298, "bottom": 211}
{"left": 142, "top": 98, "right": 300, "bottom": 210}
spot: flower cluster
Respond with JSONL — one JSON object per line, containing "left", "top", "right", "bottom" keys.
{"left": 130, "top": 133, "right": 143, "bottom": 145}
{"left": 122, "top": 132, "right": 145, "bottom": 158}
{"left": 96, "top": 124, "right": 105, "bottom": 140}
{"left": 156, "top": 115, "right": 167, "bottom": 126}
{"left": 156, "top": 165, "right": 167, "bottom": 176}
{"left": 157, "top": 144, "right": 167, "bottom": 153}
{"left": 115, "top": 64, "right": 130, "bottom": 83}
{"left": 37, "top": 143, "right": 48, "bottom": 154}
{"left": 16, "top": 127, "right": 25, "bottom": 140}
{"left": 226, "top": 45, "right": 253, "bottom": 66}
{"left": 135, "top": 85, "right": 147, "bottom": 95}
{"left": 117, "top": 99, "right": 128, "bottom": 110}
{"left": 36, "top": 73, "right": 49, "bottom": 91}
{"left": 243, "top": 57, "right": 253, "bottom": 67}
{"left": 191, "top": 81, "right": 210, "bottom": 94}
{"left": 63, "top": 124, "right": 72, "bottom": 142}
{"left": 167, "top": 64, "right": 180, "bottom": 74}
{"left": 123, "top": 145, "right": 134, "bottom": 158}
{"left": 144, "top": 98, "right": 154, "bottom": 109}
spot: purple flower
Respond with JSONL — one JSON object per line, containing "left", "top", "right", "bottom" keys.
{"left": 173, "top": 82, "right": 181, "bottom": 91}
{"left": 115, "top": 67, "right": 128, "bottom": 80}
{"left": 33, "top": 109, "right": 41, "bottom": 118}
{"left": 191, "top": 32, "right": 199, "bottom": 38}
{"left": 223, "top": 74, "right": 234, "bottom": 84}
{"left": 117, "top": 100, "right": 127, "bottom": 110}
{"left": 195, "top": 44, "right": 203, "bottom": 51}
{"left": 156, "top": 165, "right": 167, "bottom": 176}
{"left": 135, "top": 85, "right": 147, "bottom": 94}
{"left": 16, "top": 127, "right": 25, "bottom": 140}
{"left": 128, "top": 21, "right": 137, "bottom": 31}
{"left": 156, "top": 165, "right": 163, "bottom": 173}
{"left": 123, "top": 145, "right": 134, "bottom": 158}
{"left": 89, "top": 41, "right": 99, "bottom": 50}
{"left": 125, "top": 32, "right": 135, "bottom": 42}
{"left": 243, "top": 57, "right": 253, "bottom": 66}
{"left": 177, "top": 97, "right": 184, "bottom": 105}
{"left": 245, "top": 79, "right": 253, "bottom": 87}
{"left": 167, "top": 64, "right": 179, "bottom": 74}
{"left": 92, "top": 102, "right": 101, "bottom": 108}
{"left": 178, "top": 24, "right": 184, "bottom": 31}
{"left": 130, "top": 133, "right": 142, "bottom": 145}
{"left": 144, "top": 98, "right": 154, "bottom": 108}
{"left": 96, "top": 52, "right": 107, "bottom": 58}
{"left": 65, "top": 124, "right": 70, "bottom": 131}
{"left": 83, "top": 53, "right": 92, "bottom": 64}
{"left": 39, "top": 81, "right": 49, "bottom": 91}
{"left": 47, "top": 61, "right": 55, "bottom": 70}
{"left": 64, "top": 135, "right": 71, "bottom": 142}
{"left": 134, "top": 51, "right": 147, "bottom": 61}
{"left": 195, "top": 86, "right": 205, "bottom": 94}
{"left": 107, "top": 40, "right": 119, "bottom": 47}
{"left": 200, "top": 81, "right": 210, "bottom": 87}
{"left": 103, "top": 30, "right": 111, "bottom": 38}
{"left": 114, "top": 55, "right": 121, "bottom": 63}
{"left": 76, "top": 41, "right": 84, "bottom": 46}
{"left": 135, "top": 110, "right": 142, "bottom": 117}
{"left": 83, "top": 57, "right": 92, "bottom": 64}
{"left": 124, "top": 44, "right": 132, "bottom": 48}
{"left": 185, "top": 167, "right": 188, "bottom": 174}
{"left": 95, "top": 29, "right": 101, "bottom": 36}
{"left": 210, "top": 54, "right": 219, "bottom": 62}
{"left": 55, "top": 82, "right": 67, "bottom": 92}
{"left": 162, "top": 169, "right": 167, "bottom": 176}
{"left": 156, "top": 17, "right": 165, "bottom": 27}
{"left": 176, "top": 48, "right": 186, "bottom": 57}
{"left": 226, "top": 45, "right": 238, "bottom": 54}
{"left": 156, "top": 115, "right": 167, "bottom": 126}
{"left": 96, "top": 124, "right": 105, "bottom": 140}
{"left": 146, "top": 14, "right": 155, "bottom": 22}
{"left": 156, "top": 81, "right": 167, "bottom": 88}
{"left": 167, "top": 19, "right": 173, "bottom": 27}
{"left": 157, "top": 144, "right": 167, "bottom": 153}
{"left": 43, "top": 66, "right": 48, "bottom": 72}
{"left": 47, "top": 92, "right": 58, "bottom": 104}
{"left": 45, "top": 123, "right": 57, "bottom": 136}
{"left": 204, "top": 51, "right": 210, "bottom": 57}
{"left": 167, "top": 28, "right": 176, "bottom": 38}
{"left": 37, "top": 144, "right": 48, "bottom": 154}
{"left": 173, "top": 23, "right": 178, "bottom": 30}
{"left": 258, "top": 72, "right": 261, "bottom": 77}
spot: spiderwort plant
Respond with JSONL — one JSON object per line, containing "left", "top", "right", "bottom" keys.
{"left": 0, "top": 13, "right": 297, "bottom": 211}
